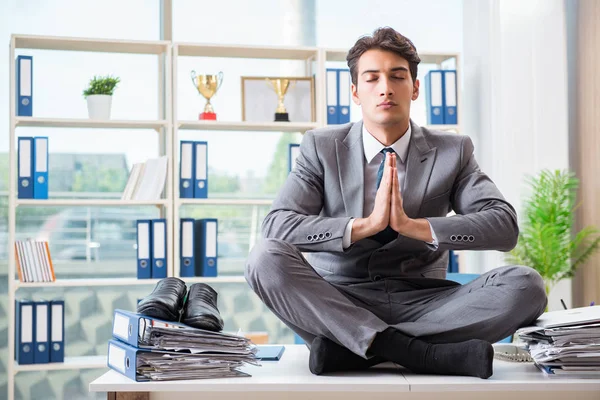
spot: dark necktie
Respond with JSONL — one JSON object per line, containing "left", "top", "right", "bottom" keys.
{"left": 371, "top": 148, "right": 398, "bottom": 244}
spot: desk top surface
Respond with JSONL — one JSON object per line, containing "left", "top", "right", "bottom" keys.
{"left": 89, "top": 345, "right": 600, "bottom": 393}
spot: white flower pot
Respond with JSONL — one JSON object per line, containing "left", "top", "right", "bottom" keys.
{"left": 86, "top": 94, "right": 113, "bottom": 120}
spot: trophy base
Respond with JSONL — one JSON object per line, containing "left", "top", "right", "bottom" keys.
{"left": 199, "top": 112, "right": 217, "bottom": 120}
{"left": 274, "top": 113, "right": 289, "bottom": 122}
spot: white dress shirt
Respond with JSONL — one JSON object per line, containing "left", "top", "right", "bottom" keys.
{"left": 342, "top": 124, "right": 438, "bottom": 249}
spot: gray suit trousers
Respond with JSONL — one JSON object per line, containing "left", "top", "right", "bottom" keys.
{"left": 245, "top": 238, "right": 548, "bottom": 358}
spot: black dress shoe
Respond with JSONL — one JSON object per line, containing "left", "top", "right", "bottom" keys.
{"left": 181, "top": 283, "right": 224, "bottom": 331}
{"left": 137, "top": 277, "right": 187, "bottom": 322}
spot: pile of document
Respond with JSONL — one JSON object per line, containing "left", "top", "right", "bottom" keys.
{"left": 121, "top": 156, "right": 168, "bottom": 201}
{"left": 516, "top": 305, "right": 600, "bottom": 378}
{"left": 108, "top": 309, "right": 258, "bottom": 381}
{"left": 15, "top": 239, "right": 55, "bottom": 282}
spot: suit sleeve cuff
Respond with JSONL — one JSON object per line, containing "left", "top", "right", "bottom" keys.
{"left": 342, "top": 218, "right": 354, "bottom": 249}
{"left": 424, "top": 218, "right": 439, "bottom": 250}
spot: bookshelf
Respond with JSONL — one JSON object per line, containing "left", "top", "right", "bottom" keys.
{"left": 6, "top": 33, "right": 461, "bottom": 400}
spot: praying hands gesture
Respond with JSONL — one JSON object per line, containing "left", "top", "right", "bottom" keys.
{"left": 350, "top": 152, "right": 434, "bottom": 244}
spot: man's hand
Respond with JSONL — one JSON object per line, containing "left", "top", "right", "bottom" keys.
{"left": 389, "top": 153, "right": 410, "bottom": 232}
{"left": 389, "top": 152, "right": 434, "bottom": 243}
{"left": 350, "top": 151, "right": 393, "bottom": 242}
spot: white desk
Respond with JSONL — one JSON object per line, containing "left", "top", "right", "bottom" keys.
{"left": 90, "top": 345, "right": 600, "bottom": 400}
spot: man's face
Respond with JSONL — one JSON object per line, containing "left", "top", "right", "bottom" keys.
{"left": 351, "top": 49, "right": 419, "bottom": 128}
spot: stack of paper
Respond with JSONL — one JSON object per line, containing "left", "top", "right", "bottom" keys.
{"left": 109, "top": 309, "right": 259, "bottom": 381}
{"left": 121, "top": 156, "right": 168, "bottom": 201}
{"left": 14, "top": 239, "right": 55, "bottom": 282}
{"left": 516, "top": 305, "right": 600, "bottom": 378}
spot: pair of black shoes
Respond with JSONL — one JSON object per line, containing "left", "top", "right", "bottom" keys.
{"left": 137, "top": 277, "right": 224, "bottom": 332}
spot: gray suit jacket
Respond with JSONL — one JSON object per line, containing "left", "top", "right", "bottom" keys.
{"left": 261, "top": 120, "right": 518, "bottom": 284}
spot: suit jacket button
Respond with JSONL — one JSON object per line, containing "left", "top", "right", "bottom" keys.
{"left": 450, "top": 235, "right": 457, "bottom": 241}
{"left": 318, "top": 233, "right": 324, "bottom": 240}
{"left": 373, "top": 275, "right": 381, "bottom": 281}
{"left": 457, "top": 235, "right": 464, "bottom": 241}
{"left": 325, "top": 232, "right": 331, "bottom": 238}
{"left": 469, "top": 235, "right": 475, "bottom": 242}
{"left": 307, "top": 235, "right": 313, "bottom": 241}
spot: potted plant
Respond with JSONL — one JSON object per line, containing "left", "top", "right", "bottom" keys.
{"left": 83, "top": 75, "right": 120, "bottom": 120}
{"left": 506, "top": 169, "right": 600, "bottom": 296}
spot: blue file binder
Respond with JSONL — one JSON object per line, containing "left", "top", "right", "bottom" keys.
{"left": 179, "top": 218, "right": 195, "bottom": 277}
{"left": 337, "top": 69, "right": 351, "bottom": 124}
{"left": 107, "top": 339, "right": 144, "bottom": 381}
{"left": 111, "top": 309, "right": 188, "bottom": 348}
{"left": 34, "top": 301, "right": 50, "bottom": 363}
{"left": 194, "top": 141, "right": 208, "bottom": 198}
{"left": 50, "top": 299, "right": 64, "bottom": 362}
{"left": 255, "top": 345, "right": 285, "bottom": 361}
{"left": 16, "top": 55, "right": 33, "bottom": 116}
{"left": 194, "top": 218, "right": 218, "bottom": 277}
{"left": 288, "top": 144, "right": 300, "bottom": 173}
{"left": 16, "top": 299, "right": 35, "bottom": 364}
{"left": 33, "top": 136, "right": 49, "bottom": 199}
{"left": 443, "top": 70, "right": 457, "bottom": 124}
{"left": 425, "top": 70, "right": 445, "bottom": 125}
{"left": 18, "top": 137, "right": 34, "bottom": 199}
{"left": 326, "top": 69, "right": 338, "bottom": 124}
{"left": 447, "top": 250, "right": 459, "bottom": 273}
{"left": 136, "top": 220, "right": 152, "bottom": 279}
{"left": 179, "top": 140, "right": 194, "bottom": 198}
{"left": 151, "top": 219, "right": 167, "bottom": 278}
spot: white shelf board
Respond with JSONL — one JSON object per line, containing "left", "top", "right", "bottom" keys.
{"left": 178, "top": 120, "right": 318, "bottom": 132}
{"left": 14, "top": 278, "right": 162, "bottom": 290}
{"left": 13, "top": 34, "right": 169, "bottom": 54}
{"left": 16, "top": 199, "right": 168, "bottom": 207}
{"left": 177, "top": 42, "right": 318, "bottom": 60}
{"left": 15, "top": 356, "right": 107, "bottom": 372}
{"left": 15, "top": 117, "right": 167, "bottom": 130}
{"left": 324, "top": 48, "right": 459, "bottom": 65}
{"left": 178, "top": 198, "right": 273, "bottom": 206}
{"left": 177, "top": 276, "right": 247, "bottom": 284}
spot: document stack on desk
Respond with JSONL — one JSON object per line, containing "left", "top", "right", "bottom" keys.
{"left": 108, "top": 309, "right": 259, "bottom": 381}
{"left": 516, "top": 305, "right": 600, "bottom": 378}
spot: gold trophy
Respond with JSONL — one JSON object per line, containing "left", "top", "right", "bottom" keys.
{"left": 191, "top": 71, "right": 223, "bottom": 120}
{"left": 266, "top": 78, "right": 295, "bottom": 122}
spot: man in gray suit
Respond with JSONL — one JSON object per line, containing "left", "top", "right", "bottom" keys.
{"left": 245, "top": 27, "right": 547, "bottom": 379}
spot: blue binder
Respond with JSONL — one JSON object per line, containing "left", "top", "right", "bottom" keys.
{"left": 136, "top": 220, "right": 152, "bottom": 279}
{"left": 337, "top": 69, "right": 351, "bottom": 124}
{"left": 107, "top": 339, "right": 144, "bottom": 381}
{"left": 179, "top": 218, "right": 195, "bottom": 277}
{"left": 194, "top": 218, "right": 218, "bottom": 277}
{"left": 151, "top": 219, "right": 167, "bottom": 278}
{"left": 111, "top": 309, "right": 190, "bottom": 348}
{"left": 33, "top": 136, "right": 49, "bottom": 199}
{"left": 34, "top": 301, "right": 50, "bottom": 363}
{"left": 18, "top": 137, "right": 34, "bottom": 199}
{"left": 50, "top": 300, "right": 64, "bottom": 362}
{"left": 326, "top": 69, "right": 338, "bottom": 124}
{"left": 443, "top": 70, "right": 457, "bottom": 124}
{"left": 288, "top": 144, "right": 300, "bottom": 173}
{"left": 179, "top": 140, "right": 194, "bottom": 198}
{"left": 424, "top": 70, "right": 445, "bottom": 125}
{"left": 16, "top": 299, "right": 35, "bottom": 364}
{"left": 193, "top": 141, "right": 208, "bottom": 198}
{"left": 16, "top": 55, "right": 33, "bottom": 116}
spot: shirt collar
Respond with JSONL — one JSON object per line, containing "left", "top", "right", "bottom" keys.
{"left": 362, "top": 123, "right": 412, "bottom": 164}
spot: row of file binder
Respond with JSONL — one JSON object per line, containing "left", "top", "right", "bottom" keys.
{"left": 15, "top": 239, "right": 55, "bottom": 282}
{"left": 136, "top": 219, "right": 168, "bottom": 279}
{"left": 326, "top": 68, "right": 351, "bottom": 125}
{"left": 18, "top": 136, "right": 49, "bottom": 199}
{"left": 15, "top": 299, "right": 64, "bottom": 364}
{"left": 180, "top": 218, "right": 218, "bottom": 277}
{"left": 16, "top": 55, "right": 33, "bottom": 116}
{"left": 424, "top": 69, "right": 457, "bottom": 125}
{"left": 179, "top": 141, "right": 208, "bottom": 199}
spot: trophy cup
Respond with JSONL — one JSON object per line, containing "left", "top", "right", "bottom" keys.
{"left": 266, "top": 78, "right": 295, "bottom": 122}
{"left": 191, "top": 71, "right": 223, "bottom": 120}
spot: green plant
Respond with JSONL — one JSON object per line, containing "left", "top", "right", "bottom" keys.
{"left": 83, "top": 75, "right": 120, "bottom": 98}
{"left": 506, "top": 169, "right": 600, "bottom": 295}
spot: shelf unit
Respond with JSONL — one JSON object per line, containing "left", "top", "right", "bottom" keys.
{"left": 6, "top": 32, "right": 462, "bottom": 400}
{"left": 7, "top": 34, "right": 174, "bottom": 400}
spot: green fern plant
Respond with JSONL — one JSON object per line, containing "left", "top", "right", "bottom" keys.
{"left": 83, "top": 75, "right": 120, "bottom": 98}
{"left": 506, "top": 169, "right": 600, "bottom": 295}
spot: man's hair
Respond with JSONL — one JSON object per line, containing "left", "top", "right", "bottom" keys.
{"left": 346, "top": 27, "right": 421, "bottom": 86}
